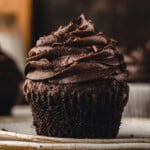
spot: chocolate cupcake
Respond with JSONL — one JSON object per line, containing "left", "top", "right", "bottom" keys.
{"left": 24, "top": 14, "right": 129, "bottom": 138}
{"left": 0, "top": 47, "right": 22, "bottom": 115}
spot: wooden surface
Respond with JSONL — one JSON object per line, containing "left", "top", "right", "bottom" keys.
{"left": 0, "top": 130, "right": 149, "bottom": 150}
{"left": 0, "top": 141, "right": 150, "bottom": 150}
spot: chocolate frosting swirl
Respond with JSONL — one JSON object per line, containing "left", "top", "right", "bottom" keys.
{"left": 25, "top": 14, "right": 128, "bottom": 83}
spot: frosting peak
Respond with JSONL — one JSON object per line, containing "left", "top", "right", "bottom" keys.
{"left": 25, "top": 14, "right": 128, "bottom": 83}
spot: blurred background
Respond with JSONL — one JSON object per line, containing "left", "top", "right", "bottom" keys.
{"left": 0, "top": 0, "right": 150, "bottom": 67}
{"left": 32, "top": 0, "right": 150, "bottom": 50}
{"left": 0, "top": 0, "right": 149, "bottom": 117}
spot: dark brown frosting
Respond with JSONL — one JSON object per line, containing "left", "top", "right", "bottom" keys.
{"left": 25, "top": 14, "right": 128, "bottom": 84}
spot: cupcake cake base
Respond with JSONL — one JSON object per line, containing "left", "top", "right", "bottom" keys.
{"left": 24, "top": 79, "right": 129, "bottom": 138}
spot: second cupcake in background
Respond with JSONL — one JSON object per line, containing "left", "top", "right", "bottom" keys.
{"left": 0, "top": 47, "right": 22, "bottom": 115}
{"left": 24, "top": 14, "right": 129, "bottom": 138}
{"left": 124, "top": 47, "right": 150, "bottom": 82}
